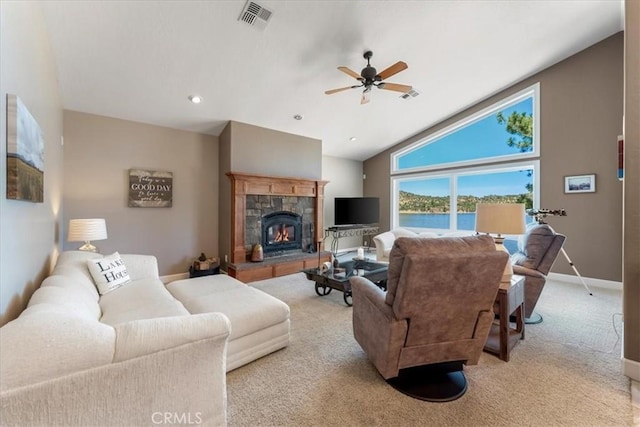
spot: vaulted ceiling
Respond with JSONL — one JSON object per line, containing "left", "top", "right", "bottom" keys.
{"left": 40, "top": 0, "right": 624, "bottom": 161}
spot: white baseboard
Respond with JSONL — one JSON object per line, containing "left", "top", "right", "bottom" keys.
{"left": 160, "top": 272, "right": 189, "bottom": 284}
{"left": 547, "top": 272, "right": 622, "bottom": 291}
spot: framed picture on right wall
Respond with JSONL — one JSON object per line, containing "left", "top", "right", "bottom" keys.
{"left": 564, "top": 174, "right": 596, "bottom": 193}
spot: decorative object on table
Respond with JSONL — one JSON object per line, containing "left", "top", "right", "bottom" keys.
{"left": 564, "top": 174, "right": 596, "bottom": 193}
{"left": 6, "top": 94, "right": 44, "bottom": 203}
{"left": 321, "top": 261, "right": 332, "bottom": 273}
{"left": 475, "top": 203, "right": 526, "bottom": 283}
{"left": 332, "top": 253, "right": 340, "bottom": 269}
{"left": 128, "top": 169, "right": 173, "bottom": 207}
{"left": 67, "top": 218, "right": 108, "bottom": 252}
{"left": 356, "top": 247, "right": 365, "bottom": 260}
{"left": 192, "top": 253, "right": 219, "bottom": 271}
{"left": 251, "top": 243, "right": 264, "bottom": 262}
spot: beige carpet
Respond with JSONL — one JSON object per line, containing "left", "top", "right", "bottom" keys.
{"left": 226, "top": 273, "right": 632, "bottom": 426}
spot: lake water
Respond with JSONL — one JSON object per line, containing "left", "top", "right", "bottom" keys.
{"left": 399, "top": 212, "right": 476, "bottom": 230}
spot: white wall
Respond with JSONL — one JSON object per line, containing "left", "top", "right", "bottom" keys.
{"left": 322, "top": 155, "right": 365, "bottom": 253}
{"left": 0, "top": 2, "right": 64, "bottom": 325}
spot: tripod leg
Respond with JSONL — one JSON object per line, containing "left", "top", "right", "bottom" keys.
{"left": 560, "top": 247, "right": 593, "bottom": 295}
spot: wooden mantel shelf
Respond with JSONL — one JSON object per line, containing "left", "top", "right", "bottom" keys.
{"left": 226, "top": 172, "right": 329, "bottom": 281}
{"left": 227, "top": 172, "right": 329, "bottom": 197}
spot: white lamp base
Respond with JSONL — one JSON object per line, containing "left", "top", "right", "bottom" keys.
{"left": 78, "top": 241, "right": 98, "bottom": 252}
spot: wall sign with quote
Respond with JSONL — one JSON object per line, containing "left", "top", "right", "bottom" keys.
{"left": 128, "top": 169, "right": 173, "bottom": 208}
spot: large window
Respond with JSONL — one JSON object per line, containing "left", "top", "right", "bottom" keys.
{"left": 390, "top": 84, "right": 540, "bottom": 232}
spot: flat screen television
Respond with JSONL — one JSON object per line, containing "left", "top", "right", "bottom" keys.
{"left": 334, "top": 197, "right": 380, "bottom": 226}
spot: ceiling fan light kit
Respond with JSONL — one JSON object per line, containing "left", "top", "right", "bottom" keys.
{"left": 325, "top": 50, "right": 412, "bottom": 104}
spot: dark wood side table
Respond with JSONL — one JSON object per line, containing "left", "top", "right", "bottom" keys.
{"left": 484, "top": 274, "right": 525, "bottom": 362}
{"left": 189, "top": 265, "right": 220, "bottom": 278}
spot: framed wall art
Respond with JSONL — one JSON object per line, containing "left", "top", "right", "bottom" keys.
{"left": 6, "top": 94, "right": 44, "bottom": 203}
{"left": 564, "top": 174, "right": 596, "bottom": 194}
{"left": 128, "top": 169, "right": 173, "bottom": 207}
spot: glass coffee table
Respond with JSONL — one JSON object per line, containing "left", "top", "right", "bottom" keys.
{"left": 302, "top": 259, "right": 388, "bottom": 306}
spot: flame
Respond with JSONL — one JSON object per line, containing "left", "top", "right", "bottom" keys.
{"left": 275, "top": 226, "right": 290, "bottom": 242}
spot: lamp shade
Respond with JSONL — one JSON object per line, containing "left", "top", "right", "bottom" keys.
{"left": 475, "top": 203, "right": 526, "bottom": 236}
{"left": 67, "top": 218, "right": 108, "bottom": 242}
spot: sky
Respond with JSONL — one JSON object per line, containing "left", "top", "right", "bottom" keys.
{"left": 398, "top": 97, "right": 533, "bottom": 170}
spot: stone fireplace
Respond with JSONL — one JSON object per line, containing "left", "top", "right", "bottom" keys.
{"left": 244, "top": 195, "right": 313, "bottom": 256}
{"left": 226, "top": 172, "right": 330, "bottom": 281}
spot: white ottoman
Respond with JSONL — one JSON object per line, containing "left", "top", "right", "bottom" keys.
{"left": 167, "top": 274, "right": 290, "bottom": 371}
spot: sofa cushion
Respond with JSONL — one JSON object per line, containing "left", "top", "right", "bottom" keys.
{"left": 99, "top": 278, "right": 189, "bottom": 325}
{"left": 167, "top": 275, "right": 290, "bottom": 341}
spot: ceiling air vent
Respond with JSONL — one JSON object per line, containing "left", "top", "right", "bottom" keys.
{"left": 238, "top": 1, "right": 273, "bottom": 30}
{"left": 400, "top": 88, "right": 420, "bottom": 100}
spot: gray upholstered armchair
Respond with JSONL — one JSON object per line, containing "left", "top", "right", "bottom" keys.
{"left": 511, "top": 223, "right": 566, "bottom": 324}
{"left": 349, "top": 235, "right": 508, "bottom": 401}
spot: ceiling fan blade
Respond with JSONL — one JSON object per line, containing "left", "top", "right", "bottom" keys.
{"left": 338, "top": 66, "right": 362, "bottom": 80}
{"left": 325, "top": 86, "right": 357, "bottom": 95}
{"left": 377, "top": 61, "right": 408, "bottom": 80}
{"left": 361, "top": 91, "right": 370, "bottom": 105}
{"left": 378, "top": 82, "right": 412, "bottom": 93}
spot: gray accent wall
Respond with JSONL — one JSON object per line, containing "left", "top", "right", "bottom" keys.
{"left": 62, "top": 111, "right": 219, "bottom": 276}
{"left": 0, "top": 2, "right": 64, "bottom": 325}
{"left": 364, "top": 32, "right": 625, "bottom": 283}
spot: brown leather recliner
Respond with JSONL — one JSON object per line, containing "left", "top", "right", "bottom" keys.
{"left": 349, "top": 234, "right": 508, "bottom": 401}
{"left": 510, "top": 223, "right": 566, "bottom": 324}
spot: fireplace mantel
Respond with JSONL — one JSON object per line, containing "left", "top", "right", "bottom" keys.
{"left": 226, "top": 172, "right": 328, "bottom": 265}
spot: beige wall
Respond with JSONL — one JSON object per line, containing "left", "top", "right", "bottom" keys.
{"left": 623, "top": 0, "right": 640, "bottom": 380}
{"left": 322, "top": 155, "right": 365, "bottom": 252}
{"left": 0, "top": 2, "right": 64, "bottom": 325}
{"left": 62, "top": 111, "right": 219, "bottom": 276}
{"left": 365, "top": 33, "right": 624, "bottom": 282}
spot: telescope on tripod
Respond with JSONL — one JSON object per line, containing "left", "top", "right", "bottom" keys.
{"left": 526, "top": 208, "right": 593, "bottom": 296}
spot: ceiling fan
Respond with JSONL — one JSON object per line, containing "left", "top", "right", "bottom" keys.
{"left": 325, "top": 51, "right": 412, "bottom": 105}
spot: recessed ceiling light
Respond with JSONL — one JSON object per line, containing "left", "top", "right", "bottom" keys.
{"left": 350, "top": 137, "right": 357, "bottom": 142}
{"left": 189, "top": 95, "right": 203, "bottom": 104}
{"left": 293, "top": 114, "right": 303, "bottom": 120}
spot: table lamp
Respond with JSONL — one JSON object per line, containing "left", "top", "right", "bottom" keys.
{"left": 475, "top": 203, "right": 526, "bottom": 283}
{"left": 67, "top": 218, "right": 108, "bottom": 252}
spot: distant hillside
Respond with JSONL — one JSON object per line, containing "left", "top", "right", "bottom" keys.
{"left": 399, "top": 190, "right": 532, "bottom": 213}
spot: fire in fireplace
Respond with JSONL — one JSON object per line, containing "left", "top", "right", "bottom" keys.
{"left": 262, "top": 211, "right": 302, "bottom": 254}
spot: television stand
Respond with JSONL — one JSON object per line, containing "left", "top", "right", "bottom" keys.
{"left": 324, "top": 225, "right": 379, "bottom": 254}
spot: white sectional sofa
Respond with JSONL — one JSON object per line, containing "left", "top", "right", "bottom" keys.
{"left": 0, "top": 250, "right": 290, "bottom": 426}
{"left": 373, "top": 227, "right": 474, "bottom": 262}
